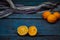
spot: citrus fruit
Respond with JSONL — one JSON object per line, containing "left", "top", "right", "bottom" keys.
{"left": 53, "top": 12, "right": 60, "bottom": 19}
{"left": 42, "top": 10, "right": 51, "bottom": 19}
{"left": 17, "top": 25, "right": 28, "bottom": 36}
{"left": 28, "top": 26, "right": 37, "bottom": 36}
{"left": 47, "top": 15, "right": 57, "bottom": 23}
{"left": 59, "top": 14, "right": 60, "bottom": 19}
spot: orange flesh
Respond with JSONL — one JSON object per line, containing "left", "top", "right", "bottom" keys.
{"left": 28, "top": 26, "right": 37, "bottom": 36}
{"left": 17, "top": 26, "right": 28, "bottom": 36}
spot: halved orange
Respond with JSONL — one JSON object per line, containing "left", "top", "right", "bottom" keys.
{"left": 17, "top": 25, "right": 28, "bottom": 36}
{"left": 28, "top": 26, "right": 37, "bottom": 36}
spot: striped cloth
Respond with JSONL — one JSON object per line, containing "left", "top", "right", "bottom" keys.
{"left": 0, "top": 0, "right": 10, "bottom": 7}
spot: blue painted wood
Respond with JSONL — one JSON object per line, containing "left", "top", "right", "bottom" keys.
{"left": 7, "top": 12, "right": 42, "bottom": 18}
{"left": 0, "top": 18, "right": 60, "bottom": 40}
{"left": 0, "top": 35, "right": 60, "bottom": 40}
{"left": 0, "top": 19, "right": 60, "bottom": 35}
{"left": 0, "top": 0, "right": 60, "bottom": 40}
{"left": 13, "top": 0, "right": 48, "bottom": 5}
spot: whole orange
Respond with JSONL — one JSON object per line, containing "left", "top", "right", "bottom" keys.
{"left": 47, "top": 15, "right": 57, "bottom": 23}
{"left": 59, "top": 13, "right": 60, "bottom": 18}
{"left": 42, "top": 11, "right": 51, "bottom": 19}
{"left": 53, "top": 12, "right": 60, "bottom": 19}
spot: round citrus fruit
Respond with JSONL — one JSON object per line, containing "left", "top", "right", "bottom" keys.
{"left": 47, "top": 15, "right": 57, "bottom": 23}
{"left": 53, "top": 12, "right": 60, "bottom": 19}
{"left": 28, "top": 26, "right": 37, "bottom": 36}
{"left": 42, "top": 10, "right": 51, "bottom": 19}
{"left": 59, "top": 14, "right": 60, "bottom": 19}
{"left": 17, "top": 25, "right": 28, "bottom": 36}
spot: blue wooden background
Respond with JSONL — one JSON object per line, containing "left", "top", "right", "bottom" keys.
{"left": 0, "top": 0, "right": 60, "bottom": 40}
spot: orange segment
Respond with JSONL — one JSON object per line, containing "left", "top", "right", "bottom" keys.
{"left": 28, "top": 26, "right": 37, "bottom": 36}
{"left": 17, "top": 25, "right": 28, "bottom": 36}
{"left": 47, "top": 15, "right": 57, "bottom": 23}
{"left": 42, "top": 10, "right": 51, "bottom": 19}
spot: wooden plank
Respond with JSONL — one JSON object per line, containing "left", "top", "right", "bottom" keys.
{"left": 0, "top": 19, "right": 60, "bottom": 35}
{"left": 6, "top": 12, "right": 42, "bottom": 18}
{"left": 0, "top": 34, "right": 60, "bottom": 40}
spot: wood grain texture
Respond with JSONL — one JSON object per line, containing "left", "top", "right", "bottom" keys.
{"left": 0, "top": 0, "right": 60, "bottom": 40}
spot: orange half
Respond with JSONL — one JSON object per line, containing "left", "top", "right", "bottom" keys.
{"left": 28, "top": 26, "right": 37, "bottom": 36}
{"left": 17, "top": 25, "right": 28, "bottom": 36}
